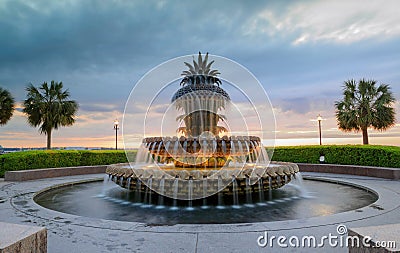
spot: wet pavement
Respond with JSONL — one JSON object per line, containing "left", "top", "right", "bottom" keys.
{"left": 0, "top": 172, "right": 399, "bottom": 252}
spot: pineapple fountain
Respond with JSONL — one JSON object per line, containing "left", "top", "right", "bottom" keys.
{"left": 106, "top": 53, "right": 300, "bottom": 206}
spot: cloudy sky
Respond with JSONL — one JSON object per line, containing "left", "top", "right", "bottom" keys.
{"left": 0, "top": 0, "right": 399, "bottom": 148}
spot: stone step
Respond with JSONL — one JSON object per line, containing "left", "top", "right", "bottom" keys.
{"left": 0, "top": 222, "right": 47, "bottom": 253}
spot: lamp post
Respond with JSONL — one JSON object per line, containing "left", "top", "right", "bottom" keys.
{"left": 317, "top": 114, "right": 323, "bottom": 145}
{"left": 113, "top": 119, "right": 119, "bottom": 150}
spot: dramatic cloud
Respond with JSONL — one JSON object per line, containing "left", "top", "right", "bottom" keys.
{"left": 245, "top": 0, "right": 400, "bottom": 44}
{"left": 0, "top": 0, "right": 399, "bottom": 147}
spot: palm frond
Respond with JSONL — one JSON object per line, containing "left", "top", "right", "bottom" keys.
{"left": 203, "top": 52, "right": 209, "bottom": 70}
{"left": 193, "top": 57, "right": 199, "bottom": 73}
{"left": 177, "top": 127, "right": 187, "bottom": 135}
{"left": 184, "top": 62, "right": 196, "bottom": 74}
{"left": 209, "top": 70, "right": 220, "bottom": 76}
{"left": 176, "top": 114, "right": 186, "bottom": 122}
{"left": 23, "top": 81, "right": 79, "bottom": 147}
{"left": 0, "top": 87, "right": 15, "bottom": 125}
{"left": 204, "top": 60, "right": 214, "bottom": 74}
{"left": 335, "top": 79, "right": 396, "bottom": 135}
{"left": 197, "top": 52, "right": 203, "bottom": 71}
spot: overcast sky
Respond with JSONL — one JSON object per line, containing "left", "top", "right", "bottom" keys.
{"left": 0, "top": 0, "right": 399, "bottom": 148}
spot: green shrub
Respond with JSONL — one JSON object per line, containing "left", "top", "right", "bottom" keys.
{"left": 271, "top": 145, "right": 400, "bottom": 168}
{"left": 0, "top": 150, "right": 130, "bottom": 177}
{"left": 1, "top": 145, "right": 399, "bottom": 177}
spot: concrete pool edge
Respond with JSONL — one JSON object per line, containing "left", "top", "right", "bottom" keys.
{"left": 8, "top": 173, "right": 399, "bottom": 234}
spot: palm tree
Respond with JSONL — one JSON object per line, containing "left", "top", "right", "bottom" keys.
{"left": 335, "top": 79, "right": 396, "bottom": 144}
{"left": 0, "top": 87, "right": 15, "bottom": 126}
{"left": 23, "top": 81, "right": 79, "bottom": 149}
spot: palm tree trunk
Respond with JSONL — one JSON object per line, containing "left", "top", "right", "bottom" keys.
{"left": 47, "top": 129, "right": 52, "bottom": 149}
{"left": 362, "top": 127, "right": 369, "bottom": 145}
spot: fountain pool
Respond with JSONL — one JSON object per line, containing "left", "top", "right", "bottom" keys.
{"left": 34, "top": 177, "right": 377, "bottom": 225}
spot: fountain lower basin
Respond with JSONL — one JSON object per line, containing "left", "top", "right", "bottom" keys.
{"left": 105, "top": 161, "right": 299, "bottom": 199}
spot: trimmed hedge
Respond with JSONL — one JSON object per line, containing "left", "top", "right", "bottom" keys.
{"left": 1, "top": 145, "right": 399, "bottom": 177}
{"left": 0, "top": 150, "right": 130, "bottom": 177}
{"left": 272, "top": 145, "right": 400, "bottom": 168}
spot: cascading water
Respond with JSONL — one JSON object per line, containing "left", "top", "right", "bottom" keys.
{"left": 257, "top": 178, "right": 266, "bottom": 206}
{"left": 289, "top": 172, "right": 310, "bottom": 198}
{"left": 157, "top": 177, "right": 165, "bottom": 208}
{"left": 202, "top": 179, "right": 208, "bottom": 209}
{"left": 171, "top": 178, "right": 179, "bottom": 210}
{"left": 143, "top": 177, "right": 153, "bottom": 208}
{"left": 216, "top": 176, "right": 224, "bottom": 209}
{"left": 232, "top": 177, "right": 239, "bottom": 208}
{"left": 245, "top": 177, "right": 254, "bottom": 207}
{"left": 99, "top": 174, "right": 110, "bottom": 197}
{"left": 187, "top": 179, "right": 194, "bottom": 211}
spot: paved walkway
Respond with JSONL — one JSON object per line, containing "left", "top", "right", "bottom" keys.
{"left": 0, "top": 173, "right": 399, "bottom": 252}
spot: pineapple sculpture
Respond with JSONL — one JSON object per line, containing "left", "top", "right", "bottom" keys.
{"left": 173, "top": 52, "right": 229, "bottom": 137}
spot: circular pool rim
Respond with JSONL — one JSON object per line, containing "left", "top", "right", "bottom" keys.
{"left": 9, "top": 172, "right": 397, "bottom": 233}
{"left": 30, "top": 175, "right": 378, "bottom": 226}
